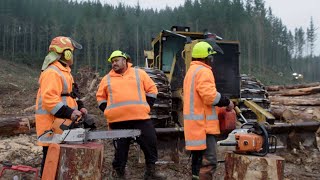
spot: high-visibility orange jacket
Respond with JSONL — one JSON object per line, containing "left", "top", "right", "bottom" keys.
{"left": 35, "top": 61, "right": 77, "bottom": 146}
{"left": 96, "top": 63, "right": 157, "bottom": 124}
{"left": 183, "top": 61, "right": 221, "bottom": 150}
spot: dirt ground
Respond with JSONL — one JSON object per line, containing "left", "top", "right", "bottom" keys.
{"left": 0, "top": 59, "right": 319, "bottom": 179}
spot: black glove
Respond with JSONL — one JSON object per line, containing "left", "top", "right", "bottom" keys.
{"left": 83, "top": 114, "right": 97, "bottom": 130}
{"left": 99, "top": 102, "right": 107, "bottom": 112}
{"left": 146, "top": 96, "right": 156, "bottom": 107}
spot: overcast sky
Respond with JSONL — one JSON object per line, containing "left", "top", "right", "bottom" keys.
{"left": 88, "top": 0, "right": 320, "bottom": 55}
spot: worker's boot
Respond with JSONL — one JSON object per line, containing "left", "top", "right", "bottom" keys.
{"left": 192, "top": 175, "right": 200, "bottom": 180}
{"left": 144, "top": 164, "right": 167, "bottom": 180}
{"left": 199, "top": 165, "right": 214, "bottom": 180}
{"left": 109, "top": 167, "right": 126, "bottom": 180}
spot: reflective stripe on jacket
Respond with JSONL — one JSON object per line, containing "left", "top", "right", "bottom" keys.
{"left": 183, "top": 61, "right": 221, "bottom": 150}
{"left": 35, "top": 61, "right": 77, "bottom": 146}
{"left": 96, "top": 63, "right": 157, "bottom": 124}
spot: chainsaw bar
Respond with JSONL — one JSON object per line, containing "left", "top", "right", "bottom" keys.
{"left": 87, "top": 129, "right": 141, "bottom": 140}
{"left": 38, "top": 128, "right": 141, "bottom": 144}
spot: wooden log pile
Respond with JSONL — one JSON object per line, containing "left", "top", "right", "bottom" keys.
{"left": 266, "top": 83, "right": 320, "bottom": 123}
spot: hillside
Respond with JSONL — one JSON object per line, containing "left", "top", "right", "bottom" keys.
{"left": 0, "top": 59, "right": 39, "bottom": 115}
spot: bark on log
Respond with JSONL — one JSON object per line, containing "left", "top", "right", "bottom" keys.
{"left": 224, "top": 152, "right": 285, "bottom": 180}
{"left": 47, "top": 142, "right": 104, "bottom": 180}
{"left": 270, "top": 105, "right": 320, "bottom": 121}
{"left": 268, "top": 86, "right": 320, "bottom": 96}
{"left": 0, "top": 116, "right": 31, "bottom": 136}
{"left": 282, "top": 86, "right": 320, "bottom": 96}
{"left": 266, "top": 82, "right": 320, "bottom": 91}
{"left": 269, "top": 96, "right": 320, "bottom": 106}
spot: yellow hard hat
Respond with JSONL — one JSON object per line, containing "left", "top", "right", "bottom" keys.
{"left": 107, "top": 50, "right": 128, "bottom": 62}
{"left": 192, "top": 41, "right": 217, "bottom": 59}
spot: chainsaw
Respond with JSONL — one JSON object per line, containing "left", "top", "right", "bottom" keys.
{"left": 38, "top": 115, "right": 141, "bottom": 144}
{"left": 217, "top": 122, "right": 276, "bottom": 156}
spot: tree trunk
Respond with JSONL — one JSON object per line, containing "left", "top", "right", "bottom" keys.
{"left": 266, "top": 82, "right": 320, "bottom": 91}
{"left": 0, "top": 116, "right": 31, "bottom": 136}
{"left": 269, "top": 88, "right": 320, "bottom": 96}
{"left": 2, "top": 24, "right": 6, "bottom": 57}
{"left": 224, "top": 152, "right": 285, "bottom": 180}
{"left": 269, "top": 96, "right": 320, "bottom": 106}
{"left": 11, "top": 21, "right": 16, "bottom": 60}
{"left": 281, "top": 86, "right": 320, "bottom": 96}
{"left": 43, "top": 142, "right": 104, "bottom": 180}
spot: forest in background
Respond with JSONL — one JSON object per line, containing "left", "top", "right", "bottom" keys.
{"left": 0, "top": 0, "right": 319, "bottom": 85}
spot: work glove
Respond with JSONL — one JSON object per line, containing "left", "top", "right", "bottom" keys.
{"left": 80, "top": 108, "right": 88, "bottom": 115}
{"left": 226, "top": 101, "right": 234, "bottom": 111}
{"left": 146, "top": 96, "right": 156, "bottom": 107}
{"left": 83, "top": 114, "right": 97, "bottom": 130}
{"left": 71, "top": 109, "right": 82, "bottom": 121}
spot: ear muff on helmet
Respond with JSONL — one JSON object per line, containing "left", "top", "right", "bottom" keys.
{"left": 63, "top": 50, "right": 73, "bottom": 61}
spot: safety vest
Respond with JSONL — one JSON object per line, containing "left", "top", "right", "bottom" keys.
{"left": 35, "top": 61, "right": 77, "bottom": 146}
{"left": 183, "top": 61, "right": 221, "bottom": 150}
{"left": 96, "top": 64, "right": 157, "bottom": 124}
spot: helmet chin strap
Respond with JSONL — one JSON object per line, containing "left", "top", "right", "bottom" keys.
{"left": 58, "top": 59, "right": 73, "bottom": 67}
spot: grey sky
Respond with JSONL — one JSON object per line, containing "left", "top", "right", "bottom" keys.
{"left": 88, "top": 0, "right": 320, "bottom": 55}
{"left": 265, "top": 0, "right": 320, "bottom": 55}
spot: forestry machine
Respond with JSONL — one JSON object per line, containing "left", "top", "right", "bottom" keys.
{"left": 141, "top": 26, "right": 320, "bottom": 161}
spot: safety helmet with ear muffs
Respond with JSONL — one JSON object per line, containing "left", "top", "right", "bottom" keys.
{"left": 49, "top": 36, "right": 82, "bottom": 61}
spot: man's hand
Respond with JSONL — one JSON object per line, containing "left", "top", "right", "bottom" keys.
{"left": 80, "top": 108, "right": 88, "bottom": 115}
{"left": 71, "top": 109, "right": 82, "bottom": 121}
{"left": 226, "top": 101, "right": 234, "bottom": 111}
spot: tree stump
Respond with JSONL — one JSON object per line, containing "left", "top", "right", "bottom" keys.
{"left": 224, "top": 152, "right": 284, "bottom": 180}
{"left": 43, "top": 142, "right": 104, "bottom": 180}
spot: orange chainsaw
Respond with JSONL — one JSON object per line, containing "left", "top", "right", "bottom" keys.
{"left": 218, "top": 122, "right": 276, "bottom": 156}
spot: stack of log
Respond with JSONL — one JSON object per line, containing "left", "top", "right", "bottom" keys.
{"left": 266, "top": 82, "right": 320, "bottom": 123}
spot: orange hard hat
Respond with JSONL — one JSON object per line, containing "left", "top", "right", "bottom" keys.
{"left": 49, "top": 36, "right": 82, "bottom": 53}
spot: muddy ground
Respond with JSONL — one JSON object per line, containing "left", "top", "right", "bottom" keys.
{"left": 0, "top": 59, "right": 319, "bottom": 179}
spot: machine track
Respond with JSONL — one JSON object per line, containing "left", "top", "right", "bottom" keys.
{"left": 240, "top": 74, "right": 271, "bottom": 120}
{"left": 140, "top": 68, "right": 172, "bottom": 127}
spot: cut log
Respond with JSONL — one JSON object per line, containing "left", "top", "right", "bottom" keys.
{"left": 0, "top": 116, "right": 31, "bottom": 136}
{"left": 43, "top": 142, "right": 104, "bottom": 180}
{"left": 270, "top": 105, "right": 320, "bottom": 121}
{"left": 266, "top": 82, "right": 320, "bottom": 91}
{"left": 269, "top": 96, "right": 320, "bottom": 106}
{"left": 268, "top": 86, "right": 320, "bottom": 96}
{"left": 224, "top": 152, "right": 285, "bottom": 180}
{"left": 282, "top": 86, "right": 320, "bottom": 96}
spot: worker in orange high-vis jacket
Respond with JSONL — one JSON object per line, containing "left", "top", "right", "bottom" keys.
{"left": 35, "top": 36, "right": 87, "bottom": 176}
{"left": 183, "top": 41, "right": 234, "bottom": 180}
{"left": 96, "top": 50, "right": 166, "bottom": 180}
